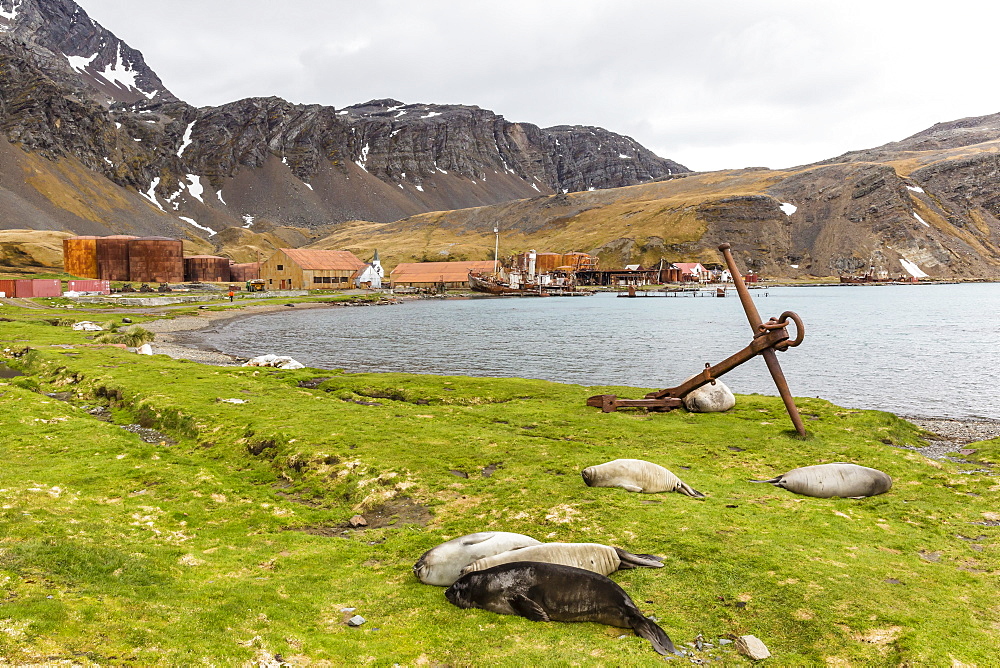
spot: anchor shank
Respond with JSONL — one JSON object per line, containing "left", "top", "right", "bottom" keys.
{"left": 719, "top": 243, "right": 764, "bottom": 333}
{"left": 762, "top": 348, "right": 807, "bottom": 437}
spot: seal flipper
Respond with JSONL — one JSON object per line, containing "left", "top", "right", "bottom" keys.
{"left": 675, "top": 481, "right": 706, "bottom": 498}
{"left": 613, "top": 547, "right": 665, "bottom": 569}
{"left": 620, "top": 483, "right": 643, "bottom": 493}
{"left": 749, "top": 476, "right": 783, "bottom": 485}
{"left": 628, "top": 613, "right": 677, "bottom": 656}
{"left": 509, "top": 594, "right": 550, "bottom": 622}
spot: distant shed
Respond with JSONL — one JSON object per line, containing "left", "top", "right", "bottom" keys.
{"left": 390, "top": 260, "right": 495, "bottom": 289}
{"left": 67, "top": 280, "right": 111, "bottom": 294}
{"left": 260, "top": 249, "right": 366, "bottom": 290}
{"left": 15, "top": 279, "right": 61, "bottom": 298}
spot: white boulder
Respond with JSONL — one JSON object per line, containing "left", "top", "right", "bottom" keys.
{"left": 242, "top": 354, "right": 305, "bottom": 370}
{"left": 72, "top": 321, "right": 103, "bottom": 331}
{"left": 137, "top": 343, "right": 153, "bottom": 355}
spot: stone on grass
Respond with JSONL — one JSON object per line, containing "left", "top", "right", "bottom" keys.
{"left": 137, "top": 343, "right": 153, "bottom": 355}
{"left": 735, "top": 635, "right": 770, "bottom": 660}
{"left": 349, "top": 514, "right": 368, "bottom": 527}
{"left": 347, "top": 615, "right": 366, "bottom": 626}
{"left": 242, "top": 354, "right": 305, "bottom": 370}
{"left": 72, "top": 321, "right": 103, "bottom": 331}
{"left": 682, "top": 379, "right": 736, "bottom": 413}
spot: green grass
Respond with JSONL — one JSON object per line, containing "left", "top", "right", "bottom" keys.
{"left": 0, "top": 305, "right": 997, "bottom": 665}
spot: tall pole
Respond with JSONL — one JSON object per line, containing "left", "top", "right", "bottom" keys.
{"left": 493, "top": 227, "right": 499, "bottom": 275}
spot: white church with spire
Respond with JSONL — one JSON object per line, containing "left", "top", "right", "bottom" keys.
{"left": 354, "top": 250, "right": 384, "bottom": 289}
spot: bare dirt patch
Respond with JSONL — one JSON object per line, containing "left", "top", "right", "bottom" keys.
{"left": 286, "top": 497, "right": 432, "bottom": 536}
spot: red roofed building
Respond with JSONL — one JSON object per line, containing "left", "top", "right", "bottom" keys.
{"left": 390, "top": 260, "right": 495, "bottom": 289}
{"left": 260, "top": 248, "right": 366, "bottom": 290}
{"left": 673, "top": 262, "right": 710, "bottom": 282}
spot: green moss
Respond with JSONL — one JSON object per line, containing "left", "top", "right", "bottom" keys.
{"left": 0, "top": 305, "right": 997, "bottom": 665}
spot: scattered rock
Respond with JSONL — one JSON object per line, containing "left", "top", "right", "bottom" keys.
{"left": 218, "top": 398, "right": 247, "bottom": 404}
{"left": 735, "top": 635, "right": 771, "bottom": 660}
{"left": 72, "top": 321, "right": 103, "bottom": 331}
{"left": 347, "top": 615, "right": 366, "bottom": 627}
{"left": 120, "top": 424, "right": 176, "bottom": 445}
{"left": 137, "top": 343, "right": 153, "bottom": 355}
{"left": 450, "top": 470, "right": 469, "bottom": 478}
{"left": 122, "top": 317, "right": 132, "bottom": 324}
{"left": 349, "top": 515, "right": 368, "bottom": 527}
{"left": 243, "top": 354, "right": 305, "bottom": 370}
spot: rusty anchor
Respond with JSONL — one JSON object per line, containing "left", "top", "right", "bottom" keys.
{"left": 587, "top": 243, "right": 807, "bottom": 437}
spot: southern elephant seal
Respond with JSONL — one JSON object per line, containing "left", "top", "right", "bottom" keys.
{"left": 445, "top": 561, "right": 678, "bottom": 656}
{"left": 460, "top": 542, "right": 664, "bottom": 577}
{"left": 582, "top": 459, "right": 705, "bottom": 497}
{"left": 413, "top": 531, "right": 541, "bottom": 586}
{"left": 751, "top": 463, "right": 893, "bottom": 498}
{"left": 682, "top": 379, "right": 736, "bottom": 413}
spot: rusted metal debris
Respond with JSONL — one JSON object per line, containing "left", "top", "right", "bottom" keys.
{"left": 587, "top": 243, "right": 807, "bottom": 437}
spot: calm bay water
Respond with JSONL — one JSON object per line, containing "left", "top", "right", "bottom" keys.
{"left": 194, "top": 283, "right": 1000, "bottom": 420}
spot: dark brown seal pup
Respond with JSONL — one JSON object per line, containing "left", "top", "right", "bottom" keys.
{"left": 444, "top": 561, "right": 677, "bottom": 656}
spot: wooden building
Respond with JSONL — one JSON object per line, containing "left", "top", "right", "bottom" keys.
{"left": 260, "top": 249, "right": 366, "bottom": 290}
{"left": 390, "top": 260, "right": 495, "bottom": 290}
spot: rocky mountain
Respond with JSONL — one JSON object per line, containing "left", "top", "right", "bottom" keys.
{"left": 3, "top": 0, "right": 1000, "bottom": 280}
{"left": 0, "top": 0, "right": 687, "bottom": 244}
{"left": 307, "top": 117, "right": 1000, "bottom": 280}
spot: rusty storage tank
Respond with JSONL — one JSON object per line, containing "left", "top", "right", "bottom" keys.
{"left": 532, "top": 253, "right": 562, "bottom": 273}
{"left": 127, "top": 237, "right": 184, "bottom": 283}
{"left": 63, "top": 236, "right": 100, "bottom": 278}
{"left": 229, "top": 262, "right": 262, "bottom": 282}
{"left": 184, "top": 256, "right": 231, "bottom": 282}
{"left": 96, "top": 235, "right": 137, "bottom": 281}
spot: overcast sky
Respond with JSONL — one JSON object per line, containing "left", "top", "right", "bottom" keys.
{"left": 79, "top": 0, "right": 1000, "bottom": 172}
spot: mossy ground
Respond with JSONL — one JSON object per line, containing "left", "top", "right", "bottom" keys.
{"left": 1, "top": 302, "right": 998, "bottom": 666}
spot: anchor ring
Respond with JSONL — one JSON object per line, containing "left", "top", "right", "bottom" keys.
{"left": 766, "top": 311, "right": 804, "bottom": 350}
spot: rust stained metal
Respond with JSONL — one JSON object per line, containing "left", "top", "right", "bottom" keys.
{"left": 587, "top": 242, "right": 807, "bottom": 437}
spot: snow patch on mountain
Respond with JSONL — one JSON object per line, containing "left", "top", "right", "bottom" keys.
{"left": 179, "top": 216, "right": 215, "bottom": 236}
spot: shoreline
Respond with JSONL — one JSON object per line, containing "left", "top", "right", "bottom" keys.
{"left": 139, "top": 299, "right": 1000, "bottom": 452}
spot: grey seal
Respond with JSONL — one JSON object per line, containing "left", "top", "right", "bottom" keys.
{"left": 582, "top": 458, "right": 705, "bottom": 497}
{"left": 460, "top": 542, "right": 664, "bottom": 577}
{"left": 751, "top": 462, "right": 893, "bottom": 498}
{"left": 683, "top": 378, "right": 736, "bottom": 412}
{"left": 445, "top": 561, "right": 677, "bottom": 656}
{"left": 413, "top": 531, "right": 541, "bottom": 586}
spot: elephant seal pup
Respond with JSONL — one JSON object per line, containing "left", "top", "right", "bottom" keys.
{"left": 682, "top": 378, "right": 736, "bottom": 413}
{"left": 446, "top": 561, "right": 677, "bottom": 656}
{"left": 582, "top": 459, "right": 705, "bottom": 497}
{"left": 751, "top": 463, "right": 893, "bottom": 498}
{"left": 460, "top": 542, "right": 664, "bottom": 577}
{"left": 413, "top": 532, "right": 541, "bottom": 586}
